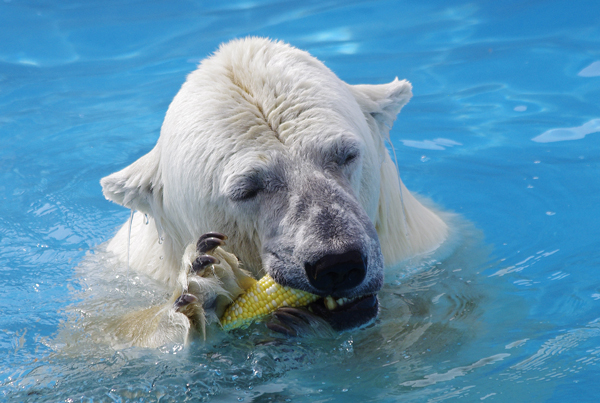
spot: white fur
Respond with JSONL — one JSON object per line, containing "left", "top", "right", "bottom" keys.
{"left": 100, "top": 37, "right": 448, "bottom": 347}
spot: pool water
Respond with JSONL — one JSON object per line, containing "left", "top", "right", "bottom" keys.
{"left": 2, "top": 0, "right": 600, "bottom": 401}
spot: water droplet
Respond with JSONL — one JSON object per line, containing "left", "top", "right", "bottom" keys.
{"left": 420, "top": 155, "right": 430, "bottom": 162}
{"left": 158, "top": 237, "right": 164, "bottom": 244}
{"left": 159, "top": 256, "right": 164, "bottom": 260}
{"left": 126, "top": 209, "right": 134, "bottom": 295}
{"left": 155, "top": 219, "right": 165, "bottom": 240}
{"left": 144, "top": 214, "right": 149, "bottom": 225}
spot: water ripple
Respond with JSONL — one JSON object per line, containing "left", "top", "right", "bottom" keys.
{"left": 511, "top": 318, "right": 600, "bottom": 373}
{"left": 402, "top": 353, "right": 510, "bottom": 387}
{"left": 489, "top": 249, "right": 559, "bottom": 278}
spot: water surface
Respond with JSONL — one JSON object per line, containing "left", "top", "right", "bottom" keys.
{"left": 1, "top": 0, "right": 600, "bottom": 401}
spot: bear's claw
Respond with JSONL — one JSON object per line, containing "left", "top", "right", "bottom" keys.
{"left": 192, "top": 254, "right": 219, "bottom": 273}
{"left": 273, "top": 307, "right": 315, "bottom": 325}
{"left": 266, "top": 321, "right": 298, "bottom": 337}
{"left": 174, "top": 293, "right": 199, "bottom": 311}
{"left": 266, "top": 307, "right": 335, "bottom": 338}
{"left": 196, "top": 234, "right": 227, "bottom": 253}
{"left": 198, "top": 232, "right": 228, "bottom": 242}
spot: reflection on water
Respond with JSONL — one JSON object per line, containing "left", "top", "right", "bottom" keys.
{"left": 578, "top": 61, "right": 600, "bottom": 77}
{"left": 400, "top": 138, "right": 462, "bottom": 151}
{"left": 532, "top": 119, "right": 600, "bottom": 143}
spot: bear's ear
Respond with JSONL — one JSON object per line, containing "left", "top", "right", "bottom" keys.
{"left": 100, "top": 147, "right": 163, "bottom": 215}
{"left": 347, "top": 78, "right": 412, "bottom": 138}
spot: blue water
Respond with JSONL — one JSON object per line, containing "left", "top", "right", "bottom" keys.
{"left": 1, "top": 0, "right": 599, "bottom": 401}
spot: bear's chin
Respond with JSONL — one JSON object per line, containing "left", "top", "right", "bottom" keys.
{"left": 308, "top": 294, "right": 379, "bottom": 331}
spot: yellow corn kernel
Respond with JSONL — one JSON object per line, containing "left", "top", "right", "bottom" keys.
{"left": 221, "top": 274, "right": 319, "bottom": 331}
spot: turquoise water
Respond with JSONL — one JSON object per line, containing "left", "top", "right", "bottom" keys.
{"left": 1, "top": 0, "right": 600, "bottom": 401}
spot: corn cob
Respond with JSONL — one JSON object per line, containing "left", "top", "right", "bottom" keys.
{"left": 221, "top": 274, "right": 319, "bottom": 330}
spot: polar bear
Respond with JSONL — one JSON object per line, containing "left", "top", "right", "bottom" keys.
{"left": 100, "top": 37, "right": 447, "bottom": 348}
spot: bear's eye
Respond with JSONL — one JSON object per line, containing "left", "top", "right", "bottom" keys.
{"left": 228, "top": 176, "right": 263, "bottom": 202}
{"left": 341, "top": 151, "right": 359, "bottom": 166}
{"left": 229, "top": 184, "right": 261, "bottom": 202}
{"left": 336, "top": 146, "right": 361, "bottom": 168}
{"left": 323, "top": 143, "right": 362, "bottom": 173}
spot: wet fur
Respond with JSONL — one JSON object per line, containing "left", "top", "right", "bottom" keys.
{"left": 100, "top": 37, "right": 448, "bottom": 347}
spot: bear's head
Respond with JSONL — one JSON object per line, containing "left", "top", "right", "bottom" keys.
{"left": 101, "top": 38, "right": 421, "bottom": 332}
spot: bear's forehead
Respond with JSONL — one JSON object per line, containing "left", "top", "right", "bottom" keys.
{"left": 218, "top": 128, "right": 363, "bottom": 171}
{"left": 181, "top": 39, "right": 367, "bottom": 147}
{"left": 160, "top": 39, "right": 373, "bottom": 182}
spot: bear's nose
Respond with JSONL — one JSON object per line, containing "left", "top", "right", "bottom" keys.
{"left": 305, "top": 250, "right": 366, "bottom": 294}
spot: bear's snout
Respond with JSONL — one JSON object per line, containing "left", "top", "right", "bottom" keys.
{"left": 304, "top": 250, "right": 366, "bottom": 294}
